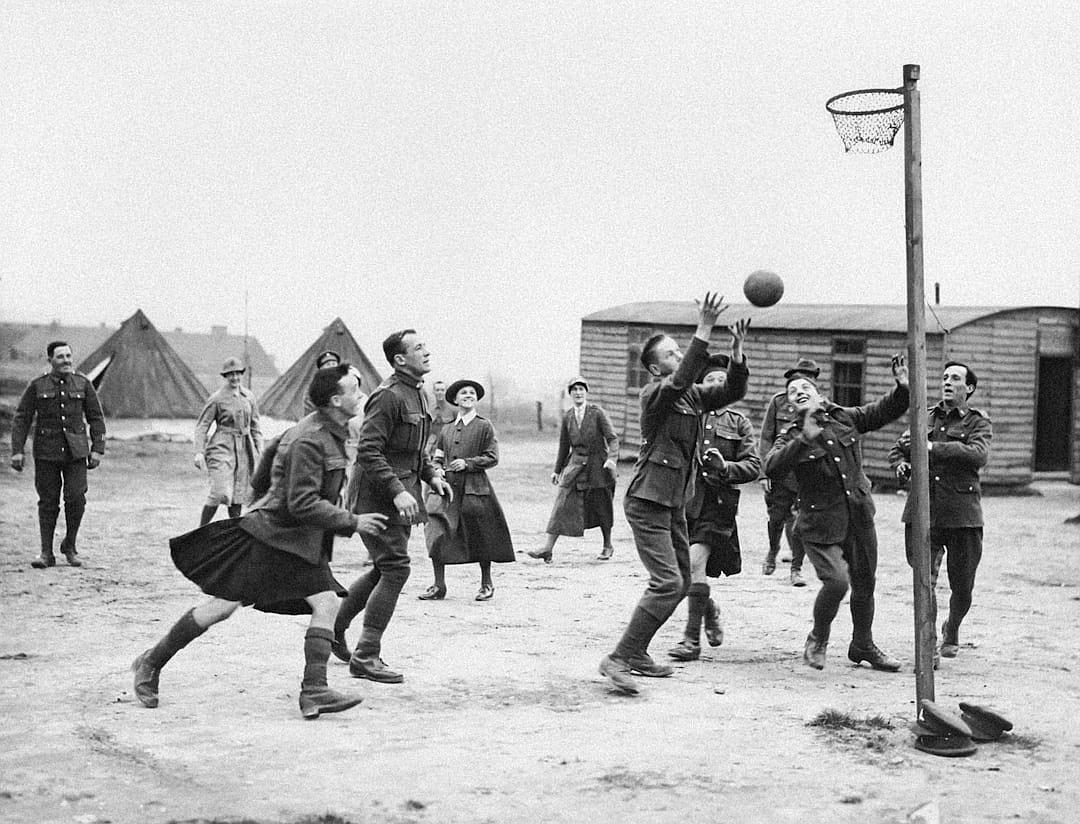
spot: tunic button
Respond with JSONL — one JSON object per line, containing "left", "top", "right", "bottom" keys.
{"left": 703, "top": 439, "right": 710, "bottom": 445}
{"left": 833, "top": 456, "right": 840, "bottom": 462}
{"left": 662, "top": 459, "right": 668, "bottom": 464}
{"left": 826, "top": 440, "right": 833, "bottom": 445}
{"left": 934, "top": 476, "right": 940, "bottom": 481}
{"left": 846, "top": 490, "right": 851, "bottom": 496}
{"left": 841, "top": 474, "right": 846, "bottom": 479}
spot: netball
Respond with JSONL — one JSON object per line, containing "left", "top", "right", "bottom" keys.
{"left": 743, "top": 269, "right": 785, "bottom": 307}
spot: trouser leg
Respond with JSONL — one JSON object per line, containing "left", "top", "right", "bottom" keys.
{"left": 943, "top": 527, "right": 983, "bottom": 635}
{"left": 803, "top": 540, "right": 850, "bottom": 644}
{"left": 35, "top": 460, "right": 63, "bottom": 559}
{"left": 226, "top": 504, "right": 242, "bottom": 519}
{"left": 613, "top": 497, "right": 688, "bottom": 658}
{"left": 200, "top": 506, "right": 218, "bottom": 526}
{"left": 356, "top": 524, "right": 411, "bottom": 643}
{"left": 847, "top": 526, "right": 878, "bottom": 647}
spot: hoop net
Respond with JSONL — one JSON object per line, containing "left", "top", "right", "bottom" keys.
{"left": 826, "top": 88, "right": 905, "bottom": 153}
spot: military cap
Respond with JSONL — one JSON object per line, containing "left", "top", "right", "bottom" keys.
{"left": 220, "top": 357, "right": 246, "bottom": 376}
{"left": 566, "top": 376, "right": 589, "bottom": 392}
{"left": 315, "top": 349, "right": 341, "bottom": 368}
{"left": 699, "top": 353, "right": 731, "bottom": 381}
{"left": 783, "top": 357, "right": 821, "bottom": 381}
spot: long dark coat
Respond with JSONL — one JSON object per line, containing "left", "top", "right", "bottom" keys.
{"left": 425, "top": 415, "right": 514, "bottom": 564}
{"left": 545, "top": 403, "right": 619, "bottom": 536}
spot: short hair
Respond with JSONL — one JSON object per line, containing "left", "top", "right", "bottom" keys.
{"left": 308, "top": 363, "right": 352, "bottom": 408}
{"left": 944, "top": 360, "right": 978, "bottom": 394}
{"left": 47, "top": 340, "right": 70, "bottom": 358}
{"left": 382, "top": 329, "right": 417, "bottom": 366}
{"left": 639, "top": 333, "right": 667, "bottom": 369}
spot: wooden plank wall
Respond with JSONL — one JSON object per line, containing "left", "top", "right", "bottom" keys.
{"left": 580, "top": 321, "right": 936, "bottom": 484}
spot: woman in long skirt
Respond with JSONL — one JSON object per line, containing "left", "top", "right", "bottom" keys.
{"left": 418, "top": 379, "right": 514, "bottom": 602}
{"left": 529, "top": 376, "right": 619, "bottom": 563}
{"left": 193, "top": 356, "right": 263, "bottom": 525}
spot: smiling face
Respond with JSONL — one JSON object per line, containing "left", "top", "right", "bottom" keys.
{"left": 396, "top": 332, "right": 431, "bottom": 377}
{"left": 569, "top": 384, "right": 588, "bottom": 405}
{"left": 786, "top": 377, "right": 822, "bottom": 413}
{"left": 454, "top": 385, "right": 478, "bottom": 411}
{"left": 48, "top": 345, "right": 75, "bottom": 375}
{"left": 647, "top": 336, "right": 682, "bottom": 377}
{"left": 701, "top": 368, "right": 727, "bottom": 389}
{"left": 224, "top": 370, "right": 244, "bottom": 389}
{"left": 941, "top": 364, "right": 970, "bottom": 408}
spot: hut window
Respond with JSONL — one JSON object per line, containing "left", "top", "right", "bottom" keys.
{"left": 627, "top": 327, "right": 657, "bottom": 389}
{"left": 832, "top": 337, "right": 866, "bottom": 406}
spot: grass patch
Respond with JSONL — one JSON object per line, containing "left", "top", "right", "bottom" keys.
{"left": 807, "top": 709, "right": 894, "bottom": 731}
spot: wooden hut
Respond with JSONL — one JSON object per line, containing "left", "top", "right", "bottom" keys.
{"left": 579, "top": 303, "right": 1080, "bottom": 487}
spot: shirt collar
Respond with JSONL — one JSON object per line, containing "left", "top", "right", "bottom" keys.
{"left": 935, "top": 399, "right": 969, "bottom": 417}
{"left": 314, "top": 408, "right": 350, "bottom": 441}
{"left": 455, "top": 409, "right": 478, "bottom": 425}
{"left": 392, "top": 369, "right": 424, "bottom": 389}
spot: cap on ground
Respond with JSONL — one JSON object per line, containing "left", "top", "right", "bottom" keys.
{"left": 920, "top": 699, "right": 973, "bottom": 738}
{"left": 959, "top": 703, "right": 1013, "bottom": 741}
{"left": 914, "top": 733, "right": 977, "bottom": 758}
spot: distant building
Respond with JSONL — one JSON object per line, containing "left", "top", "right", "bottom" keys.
{"left": 579, "top": 302, "right": 1080, "bottom": 487}
{"left": 0, "top": 318, "right": 279, "bottom": 396}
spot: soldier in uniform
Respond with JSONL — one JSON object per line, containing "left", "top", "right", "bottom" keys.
{"left": 598, "top": 294, "right": 750, "bottom": 695}
{"left": 131, "top": 365, "right": 388, "bottom": 719}
{"left": 764, "top": 355, "right": 909, "bottom": 672}
{"left": 758, "top": 358, "right": 818, "bottom": 586}
{"left": 668, "top": 353, "right": 760, "bottom": 662}
{"left": 10, "top": 341, "right": 106, "bottom": 568}
{"left": 889, "top": 360, "right": 991, "bottom": 661}
{"left": 332, "top": 329, "right": 453, "bottom": 684}
{"left": 302, "top": 350, "right": 341, "bottom": 416}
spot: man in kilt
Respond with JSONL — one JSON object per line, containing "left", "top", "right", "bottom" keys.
{"left": 131, "top": 365, "right": 388, "bottom": 719}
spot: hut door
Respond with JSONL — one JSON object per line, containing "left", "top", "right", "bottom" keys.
{"left": 1034, "top": 357, "right": 1072, "bottom": 471}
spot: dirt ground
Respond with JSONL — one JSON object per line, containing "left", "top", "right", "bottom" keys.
{"left": 1, "top": 431, "right": 1078, "bottom": 824}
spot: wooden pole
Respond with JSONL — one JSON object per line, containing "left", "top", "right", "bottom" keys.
{"left": 903, "top": 64, "right": 935, "bottom": 706}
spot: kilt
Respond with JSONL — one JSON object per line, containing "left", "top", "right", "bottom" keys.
{"left": 688, "top": 484, "right": 742, "bottom": 577}
{"left": 169, "top": 519, "right": 345, "bottom": 615}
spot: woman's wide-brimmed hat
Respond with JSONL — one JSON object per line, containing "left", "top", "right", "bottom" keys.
{"left": 445, "top": 378, "right": 485, "bottom": 405}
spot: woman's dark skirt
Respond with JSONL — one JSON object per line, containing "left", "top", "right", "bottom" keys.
{"left": 545, "top": 484, "right": 614, "bottom": 537}
{"left": 426, "top": 493, "right": 516, "bottom": 565}
{"left": 688, "top": 489, "right": 742, "bottom": 578}
{"left": 169, "top": 519, "right": 345, "bottom": 615}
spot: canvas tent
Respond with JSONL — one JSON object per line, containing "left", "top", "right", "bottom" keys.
{"left": 77, "top": 309, "right": 209, "bottom": 418}
{"left": 259, "top": 317, "right": 383, "bottom": 420}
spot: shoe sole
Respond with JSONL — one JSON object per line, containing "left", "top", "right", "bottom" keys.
{"left": 628, "top": 666, "right": 673, "bottom": 678}
{"left": 301, "top": 696, "right": 364, "bottom": 719}
{"left": 131, "top": 656, "right": 160, "bottom": 708}
{"left": 349, "top": 668, "right": 404, "bottom": 684}
{"left": 599, "top": 664, "right": 639, "bottom": 695}
{"left": 848, "top": 656, "right": 901, "bottom": 673}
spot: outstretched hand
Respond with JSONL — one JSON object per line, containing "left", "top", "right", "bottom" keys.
{"left": 730, "top": 317, "right": 751, "bottom": 361}
{"left": 694, "top": 292, "right": 728, "bottom": 328}
{"left": 891, "top": 353, "right": 909, "bottom": 388}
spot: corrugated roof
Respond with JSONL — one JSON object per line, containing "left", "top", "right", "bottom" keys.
{"left": 581, "top": 302, "right": 1062, "bottom": 334}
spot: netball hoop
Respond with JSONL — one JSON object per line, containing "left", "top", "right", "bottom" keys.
{"left": 825, "top": 88, "right": 905, "bottom": 153}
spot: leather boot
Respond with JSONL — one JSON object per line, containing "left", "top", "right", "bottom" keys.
{"left": 804, "top": 630, "right": 828, "bottom": 670}
{"left": 940, "top": 621, "right": 959, "bottom": 658}
{"left": 132, "top": 609, "right": 206, "bottom": 708}
{"left": 703, "top": 598, "right": 724, "bottom": 647}
{"left": 32, "top": 509, "right": 59, "bottom": 568}
{"left": 61, "top": 500, "right": 85, "bottom": 565}
{"left": 349, "top": 626, "right": 403, "bottom": 683}
{"left": 300, "top": 627, "right": 363, "bottom": 719}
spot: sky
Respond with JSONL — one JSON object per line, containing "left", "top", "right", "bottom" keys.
{"left": 2, "top": 3, "right": 1078, "bottom": 402}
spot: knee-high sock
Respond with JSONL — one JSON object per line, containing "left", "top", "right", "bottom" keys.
{"left": 199, "top": 505, "right": 217, "bottom": 526}
{"left": 145, "top": 609, "right": 207, "bottom": 669}
{"left": 684, "top": 582, "right": 709, "bottom": 644}
{"left": 302, "top": 627, "right": 333, "bottom": 689}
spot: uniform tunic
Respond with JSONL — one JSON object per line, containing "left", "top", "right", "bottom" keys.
{"left": 171, "top": 410, "right": 359, "bottom": 615}
{"left": 194, "top": 385, "right": 263, "bottom": 506}
{"left": 758, "top": 391, "right": 800, "bottom": 520}
{"left": 545, "top": 403, "right": 619, "bottom": 537}
{"left": 424, "top": 415, "right": 515, "bottom": 564}
{"left": 12, "top": 372, "right": 106, "bottom": 462}
{"left": 686, "top": 408, "right": 760, "bottom": 577}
